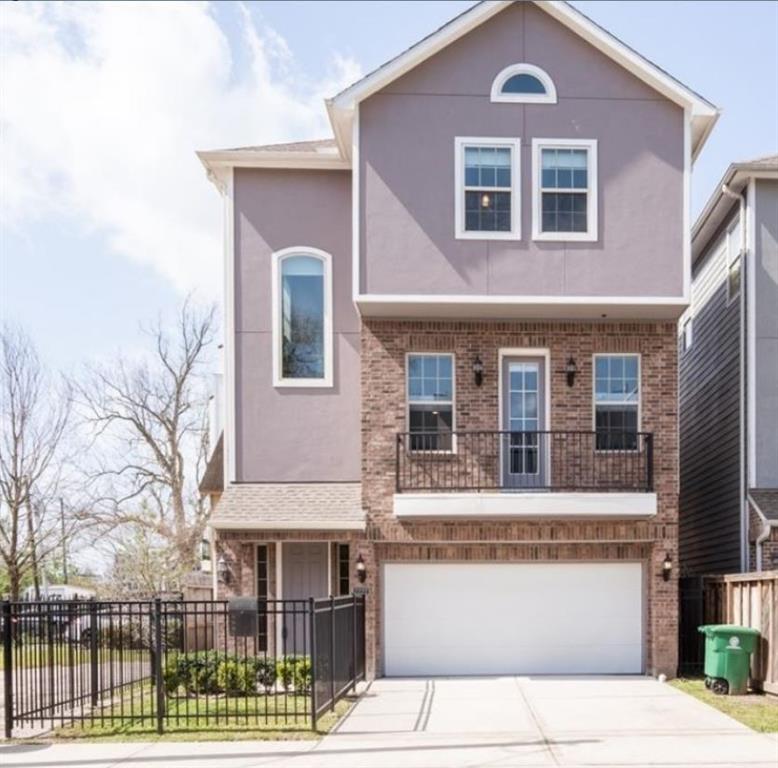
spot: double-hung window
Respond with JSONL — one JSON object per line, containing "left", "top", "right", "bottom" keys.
{"left": 407, "top": 353, "right": 454, "bottom": 451}
{"left": 594, "top": 354, "right": 640, "bottom": 451}
{"left": 455, "top": 138, "right": 521, "bottom": 240}
{"left": 532, "top": 139, "right": 597, "bottom": 241}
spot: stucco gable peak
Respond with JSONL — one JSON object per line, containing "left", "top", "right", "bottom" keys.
{"left": 330, "top": 0, "right": 717, "bottom": 160}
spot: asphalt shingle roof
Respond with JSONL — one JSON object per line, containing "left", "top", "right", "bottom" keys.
{"left": 211, "top": 482, "right": 365, "bottom": 530}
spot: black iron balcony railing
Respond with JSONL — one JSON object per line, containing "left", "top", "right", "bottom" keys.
{"left": 395, "top": 430, "right": 653, "bottom": 493}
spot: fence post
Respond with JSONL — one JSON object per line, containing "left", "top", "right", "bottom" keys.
{"left": 309, "top": 598, "right": 317, "bottom": 731}
{"left": 329, "top": 596, "right": 336, "bottom": 712}
{"left": 351, "top": 594, "right": 358, "bottom": 694}
{"left": 3, "top": 601, "right": 12, "bottom": 739}
{"left": 89, "top": 600, "right": 99, "bottom": 707}
{"left": 153, "top": 598, "right": 165, "bottom": 734}
{"left": 362, "top": 595, "right": 367, "bottom": 681}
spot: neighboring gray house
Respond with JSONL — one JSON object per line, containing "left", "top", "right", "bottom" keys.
{"left": 679, "top": 156, "right": 778, "bottom": 574}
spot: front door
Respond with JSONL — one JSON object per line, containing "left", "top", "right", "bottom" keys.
{"left": 281, "top": 542, "right": 328, "bottom": 654}
{"left": 502, "top": 357, "right": 546, "bottom": 488}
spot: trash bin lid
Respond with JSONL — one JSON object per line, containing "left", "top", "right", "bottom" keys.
{"left": 698, "top": 624, "right": 761, "bottom": 637}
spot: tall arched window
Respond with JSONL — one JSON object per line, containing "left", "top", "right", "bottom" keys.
{"left": 490, "top": 63, "right": 557, "bottom": 104}
{"left": 272, "top": 247, "right": 333, "bottom": 387}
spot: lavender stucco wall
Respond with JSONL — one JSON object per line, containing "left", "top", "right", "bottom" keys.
{"left": 233, "top": 169, "right": 360, "bottom": 482}
{"left": 359, "top": 2, "right": 684, "bottom": 298}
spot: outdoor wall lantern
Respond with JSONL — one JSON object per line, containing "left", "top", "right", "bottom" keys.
{"left": 662, "top": 552, "right": 673, "bottom": 582}
{"left": 216, "top": 555, "right": 232, "bottom": 584}
{"left": 472, "top": 356, "right": 484, "bottom": 387}
{"left": 355, "top": 554, "right": 367, "bottom": 584}
{"left": 565, "top": 357, "right": 578, "bottom": 388}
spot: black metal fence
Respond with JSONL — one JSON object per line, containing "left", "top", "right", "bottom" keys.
{"left": 396, "top": 430, "right": 654, "bottom": 493}
{"left": 2, "top": 595, "right": 365, "bottom": 737}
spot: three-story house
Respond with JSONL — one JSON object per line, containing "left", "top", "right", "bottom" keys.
{"left": 198, "top": 0, "right": 718, "bottom": 678}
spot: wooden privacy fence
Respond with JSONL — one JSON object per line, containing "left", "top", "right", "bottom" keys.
{"left": 680, "top": 571, "right": 778, "bottom": 695}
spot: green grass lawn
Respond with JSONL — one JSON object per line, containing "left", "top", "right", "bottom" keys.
{"left": 671, "top": 678, "right": 778, "bottom": 733}
{"left": 51, "top": 692, "right": 353, "bottom": 741}
{"left": 0, "top": 645, "right": 149, "bottom": 669}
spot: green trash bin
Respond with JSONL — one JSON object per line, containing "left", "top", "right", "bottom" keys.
{"left": 698, "top": 624, "right": 760, "bottom": 695}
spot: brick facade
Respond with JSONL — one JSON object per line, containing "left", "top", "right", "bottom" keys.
{"left": 215, "top": 318, "right": 681, "bottom": 678}
{"left": 359, "top": 319, "right": 680, "bottom": 678}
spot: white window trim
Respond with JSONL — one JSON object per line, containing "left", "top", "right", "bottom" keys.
{"left": 490, "top": 63, "right": 557, "bottom": 104}
{"left": 455, "top": 136, "right": 521, "bottom": 241}
{"left": 592, "top": 353, "right": 642, "bottom": 453}
{"left": 725, "top": 217, "right": 742, "bottom": 305}
{"left": 682, "top": 317, "right": 693, "bottom": 353}
{"left": 271, "top": 246, "right": 334, "bottom": 388}
{"left": 405, "top": 352, "right": 456, "bottom": 454}
{"left": 532, "top": 138, "right": 598, "bottom": 242}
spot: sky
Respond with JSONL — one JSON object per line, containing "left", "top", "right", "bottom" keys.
{"left": 2, "top": 0, "right": 777, "bottom": 372}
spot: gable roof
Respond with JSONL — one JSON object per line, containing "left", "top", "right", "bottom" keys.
{"left": 692, "top": 154, "right": 778, "bottom": 263}
{"left": 329, "top": 0, "right": 718, "bottom": 160}
{"left": 199, "top": 0, "right": 718, "bottom": 177}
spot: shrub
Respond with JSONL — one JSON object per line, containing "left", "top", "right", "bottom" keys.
{"left": 164, "top": 651, "right": 223, "bottom": 695}
{"left": 164, "top": 652, "right": 280, "bottom": 696}
{"left": 277, "top": 656, "right": 311, "bottom": 693}
{"left": 216, "top": 659, "right": 256, "bottom": 695}
{"left": 255, "top": 658, "right": 278, "bottom": 692}
{"left": 294, "top": 657, "right": 312, "bottom": 693}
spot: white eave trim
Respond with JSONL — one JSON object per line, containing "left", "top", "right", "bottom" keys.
{"left": 332, "top": 1, "right": 508, "bottom": 111}
{"left": 394, "top": 492, "right": 658, "bottom": 520}
{"left": 197, "top": 149, "right": 351, "bottom": 177}
{"left": 692, "top": 165, "right": 778, "bottom": 262}
{"left": 210, "top": 519, "right": 367, "bottom": 532}
{"left": 332, "top": 1, "right": 717, "bottom": 119}
{"left": 355, "top": 293, "right": 689, "bottom": 320}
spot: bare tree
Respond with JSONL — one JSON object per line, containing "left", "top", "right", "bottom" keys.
{"left": 0, "top": 326, "right": 72, "bottom": 598}
{"left": 79, "top": 300, "right": 215, "bottom": 586}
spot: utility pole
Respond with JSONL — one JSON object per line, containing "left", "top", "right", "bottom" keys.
{"left": 60, "top": 498, "right": 68, "bottom": 583}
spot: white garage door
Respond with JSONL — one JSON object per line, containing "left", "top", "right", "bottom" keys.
{"left": 383, "top": 563, "right": 643, "bottom": 676}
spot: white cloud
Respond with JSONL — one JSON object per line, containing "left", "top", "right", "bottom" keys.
{"left": 0, "top": 1, "right": 361, "bottom": 296}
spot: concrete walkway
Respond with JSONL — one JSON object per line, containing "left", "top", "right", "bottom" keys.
{"left": 1, "top": 676, "right": 777, "bottom": 767}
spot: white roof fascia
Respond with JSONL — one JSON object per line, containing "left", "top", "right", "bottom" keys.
{"left": 330, "top": 1, "right": 718, "bottom": 158}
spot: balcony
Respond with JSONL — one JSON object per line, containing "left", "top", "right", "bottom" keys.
{"left": 394, "top": 430, "right": 656, "bottom": 520}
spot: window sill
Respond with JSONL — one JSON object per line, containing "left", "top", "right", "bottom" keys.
{"left": 273, "top": 377, "right": 333, "bottom": 389}
{"left": 456, "top": 230, "right": 521, "bottom": 241}
{"left": 532, "top": 231, "right": 598, "bottom": 242}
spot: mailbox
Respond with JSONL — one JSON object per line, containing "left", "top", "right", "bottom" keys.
{"left": 228, "top": 597, "right": 258, "bottom": 637}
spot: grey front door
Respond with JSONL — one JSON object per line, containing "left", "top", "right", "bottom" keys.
{"left": 502, "top": 357, "right": 546, "bottom": 488}
{"left": 281, "top": 542, "right": 328, "bottom": 654}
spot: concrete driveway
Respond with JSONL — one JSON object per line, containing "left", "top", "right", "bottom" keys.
{"left": 326, "top": 676, "right": 778, "bottom": 766}
{"left": 1, "top": 676, "right": 776, "bottom": 767}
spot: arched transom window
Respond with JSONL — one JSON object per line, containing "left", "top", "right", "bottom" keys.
{"left": 272, "top": 247, "right": 333, "bottom": 387}
{"left": 490, "top": 63, "right": 557, "bottom": 104}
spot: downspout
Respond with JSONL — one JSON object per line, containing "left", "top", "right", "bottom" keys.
{"left": 755, "top": 522, "right": 771, "bottom": 572}
{"left": 721, "top": 184, "right": 748, "bottom": 570}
